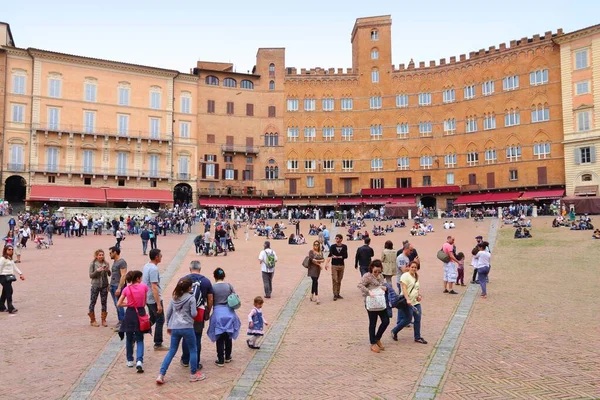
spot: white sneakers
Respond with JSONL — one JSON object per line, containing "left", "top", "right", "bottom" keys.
{"left": 126, "top": 361, "right": 134, "bottom": 368}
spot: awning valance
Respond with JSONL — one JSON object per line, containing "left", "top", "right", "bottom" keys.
{"left": 105, "top": 189, "right": 173, "bottom": 203}
{"left": 520, "top": 189, "right": 564, "bottom": 200}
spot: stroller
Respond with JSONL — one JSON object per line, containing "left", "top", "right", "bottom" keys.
{"left": 226, "top": 238, "right": 235, "bottom": 252}
{"left": 35, "top": 236, "right": 50, "bottom": 249}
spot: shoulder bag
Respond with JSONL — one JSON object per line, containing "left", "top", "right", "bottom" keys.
{"left": 129, "top": 287, "right": 151, "bottom": 333}
{"left": 227, "top": 283, "right": 241, "bottom": 310}
{"left": 437, "top": 249, "right": 451, "bottom": 263}
{"left": 366, "top": 287, "right": 387, "bottom": 312}
{"left": 302, "top": 256, "right": 310, "bottom": 268}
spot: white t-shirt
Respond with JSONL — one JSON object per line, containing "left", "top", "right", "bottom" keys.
{"left": 443, "top": 222, "right": 450, "bottom": 229}
{"left": 473, "top": 250, "right": 491, "bottom": 269}
{"left": 258, "top": 249, "right": 278, "bottom": 273}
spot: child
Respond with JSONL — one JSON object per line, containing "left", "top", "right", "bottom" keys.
{"left": 156, "top": 278, "right": 205, "bottom": 384}
{"left": 455, "top": 252, "right": 465, "bottom": 286}
{"left": 117, "top": 270, "right": 149, "bottom": 373}
{"left": 247, "top": 296, "right": 269, "bottom": 349}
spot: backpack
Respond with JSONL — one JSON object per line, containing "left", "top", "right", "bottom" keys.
{"left": 191, "top": 280, "right": 206, "bottom": 322}
{"left": 265, "top": 250, "right": 276, "bottom": 268}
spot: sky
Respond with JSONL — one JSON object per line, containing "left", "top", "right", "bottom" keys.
{"left": 2, "top": 1, "right": 599, "bottom": 73}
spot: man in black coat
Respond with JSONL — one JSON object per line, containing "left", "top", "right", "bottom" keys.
{"left": 355, "top": 237, "right": 374, "bottom": 277}
{"left": 328, "top": 234, "right": 348, "bottom": 301}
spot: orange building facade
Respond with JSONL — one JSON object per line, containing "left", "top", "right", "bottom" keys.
{"left": 283, "top": 15, "right": 565, "bottom": 209}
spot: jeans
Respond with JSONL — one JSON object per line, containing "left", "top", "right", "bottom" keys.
{"left": 323, "top": 238, "right": 330, "bottom": 251}
{"left": 477, "top": 266, "right": 490, "bottom": 295}
{"left": 109, "top": 284, "right": 125, "bottom": 322}
{"left": 159, "top": 328, "right": 198, "bottom": 375}
{"left": 150, "top": 238, "right": 157, "bottom": 250}
{"left": 310, "top": 277, "right": 319, "bottom": 295}
{"left": 331, "top": 266, "right": 344, "bottom": 296}
{"left": 216, "top": 333, "right": 232, "bottom": 363}
{"left": 0, "top": 276, "right": 15, "bottom": 311}
{"left": 141, "top": 240, "right": 148, "bottom": 255}
{"left": 126, "top": 331, "right": 144, "bottom": 362}
{"left": 392, "top": 303, "right": 423, "bottom": 340}
{"left": 367, "top": 309, "right": 390, "bottom": 345}
{"left": 219, "top": 237, "right": 227, "bottom": 252}
{"left": 147, "top": 302, "right": 165, "bottom": 346}
{"left": 262, "top": 271, "right": 274, "bottom": 297}
{"left": 181, "top": 322, "right": 204, "bottom": 368}
{"left": 359, "top": 265, "right": 369, "bottom": 277}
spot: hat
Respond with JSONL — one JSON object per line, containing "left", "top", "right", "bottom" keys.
{"left": 475, "top": 235, "right": 483, "bottom": 239}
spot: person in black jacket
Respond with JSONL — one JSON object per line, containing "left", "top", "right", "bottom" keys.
{"left": 355, "top": 237, "right": 374, "bottom": 277}
{"left": 327, "top": 234, "right": 348, "bottom": 301}
{"left": 140, "top": 227, "right": 150, "bottom": 255}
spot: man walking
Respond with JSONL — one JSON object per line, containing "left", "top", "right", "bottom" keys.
{"left": 143, "top": 248, "right": 167, "bottom": 350}
{"left": 328, "top": 234, "right": 348, "bottom": 300}
{"left": 109, "top": 246, "right": 127, "bottom": 331}
{"left": 140, "top": 226, "right": 150, "bottom": 255}
{"left": 181, "top": 260, "right": 213, "bottom": 371}
{"left": 258, "top": 241, "right": 277, "bottom": 298}
{"left": 442, "top": 236, "right": 459, "bottom": 294}
{"left": 43, "top": 222, "right": 54, "bottom": 245}
{"left": 322, "top": 225, "right": 330, "bottom": 252}
{"left": 355, "top": 237, "right": 374, "bottom": 276}
{"left": 295, "top": 220, "right": 300, "bottom": 236}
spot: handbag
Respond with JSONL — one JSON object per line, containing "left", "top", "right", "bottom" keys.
{"left": 227, "top": 284, "right": 241, "bottom": 310}
{"left": 366, "top": 287, "right": 387, "bottom": 311}
{"left": 129, "top": 287, "right": 151, "bottom": 333}
{"left": 437, "top": 249, "right": 451, "bottom": 263}
{"left": 5, "top": 274, "right": 17, "bottom": 282}
{"left": 302, "top": 256, "right": 310, "bottom": 268}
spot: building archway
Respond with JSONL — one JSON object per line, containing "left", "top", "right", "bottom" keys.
{"left": 4, "top": 175, "right": 27, "bottom": 203}
{"left": 173, "top": 183, "right": 193, "bottom": 206}
{"left": 420, "top": 196, "right": 437, "bottom": 209}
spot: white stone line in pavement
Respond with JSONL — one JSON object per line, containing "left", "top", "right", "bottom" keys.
{"left": 68, "top": 230, "right": 197, "bottom": 400}
{"left": 412, "top": 219, "right": 500, "bottom": 400}
{"left": 227, "top": 225, "right": 337, "bottom": 400}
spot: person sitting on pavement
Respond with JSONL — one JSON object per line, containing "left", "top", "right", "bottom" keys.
{"left": 514, "top": 227, "right": 523, "bottom": 238}
{"left": 592, "top": 229, "right": 600, "bottom": 239}
{"left": 523, "top": 228, "right": 532, "bottom": 238}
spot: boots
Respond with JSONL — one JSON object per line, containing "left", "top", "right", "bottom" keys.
{"left": 101, "top": 312, "right": 108, "bottom": 327}
{"left": 88, "top": 312, "right": 99, "bottom": 327}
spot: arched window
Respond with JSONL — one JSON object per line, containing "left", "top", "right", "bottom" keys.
{"left": 371, "top": 48, "right": 379, "bottom": 60}
{"left": 264, "top": 133, "right": 279, "bottom": 147}
{"left": 265, "top": 163, "right": 279, "bottom": 180}
{"left": 223, "top": 78, "right": 237, "bottom": 88}
{"left": 241, "top": 80, "right": 254, "bottom": 90}
{"left": 582, "top": 174, "right": 592, "bottom": 182}
{"left": 269, "top": 80, "right": 275, "bottom": 91}
{"left": 269, "top": 63, "right": 275, "bottom": 76}
{"left": 205, "top": 76, "right": 219, "bottom": 86}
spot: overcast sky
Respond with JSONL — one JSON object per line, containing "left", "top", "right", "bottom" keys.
{"left": 3, "top": 1, "right": 599, "bottom": 74}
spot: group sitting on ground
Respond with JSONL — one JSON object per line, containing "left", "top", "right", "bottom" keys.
{"left": 592, "top": 229, "right": 600, "bottom": 239}
{"left": 568, "top": 215, "right": 594, "bottom": 231}
{"left": 514, "top": 227, "right": 532, "bottom": 239}
{"left": 552, "top": 216, "right": 569, "bottom": 227}
{"left": 443, "top": 221, "right": 456, "bottom": 229}
{"left": 394, "top": 219, "right": 406, "bottom": 228}
{"left": 287, "top": 233, "right": 306, "bottom": 245}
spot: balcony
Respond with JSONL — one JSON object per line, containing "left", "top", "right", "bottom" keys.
{"left": 221, "top": 144, "right": 259, "bottom": 155}
{"left": 29, "top": 164, "right": 170, "bottom": 179}
{"left": 33, "top": 123, "right": 173, "bottom": 142}
{"left": 6, "top": 163, "right": 26, "bottom": 172}
{"left": 177, "top": 173, "right": 192, "bottom": 181}
{"left": 198, "top": 187, "right": 270, "bottom": 197}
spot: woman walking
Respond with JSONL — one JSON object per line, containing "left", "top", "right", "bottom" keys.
{"left": 307, "top": 240, "right": 327, "bottom": 304}
{"left": 155, "top": 277, "right": 205, "bottom": 384}
{"left": 472, "top": 241, "right": 491, "bottom": 299}
{"left": 89, "top": 249, "right": 111, "bottom": 327}
{"left": 0, "top": 245, "right": 25, "bottom": 314}
{"left": 117, "top": 270, "right": 149, "bottom": 373}
{"left": 357, "top": 260, "right": 389, "bottom": 353}
{"left": 207, "top": 268, "right": 241, "bottom": 367}
{"left": 390, "top": 261, "right": 427, "bottom": 344}
{"left": 381, "top": 240, "right": 397, "bottom": 284}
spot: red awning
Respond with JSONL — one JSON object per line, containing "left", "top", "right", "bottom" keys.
{"left": 364, "top": 197, "right": 392, "bottom": 205}
{"left": 337, "top": 197, "right": 364, "bottom": 205}
{"left": 487, "top": 192, "right": 522, "bottom": 203}
{"left": 361, "top": 186, "right": 460, "bottom": 196}
{"left": 199, "top": 198, "right": 234, "bottom": 208}
{"left": 233, "top": 199, "right": 263, "bottom": 208}
{"left": 453, "top": 193, "right": 492, "bottom": 205}
{"left": 389, "top": 197, "right": 417, "bottom": 204}
{"left": 105, "top": 188, "right": 173, "bottom": 203}
{"left": 260, "top": 200, "right": 283, "bottom": 208}
{"left": 520, "top": 189, "right": 564, "bottom": 200}
{"left": 29, "top": 185, "right": 107, "bottom": 204}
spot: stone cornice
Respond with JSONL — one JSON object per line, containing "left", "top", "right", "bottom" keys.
{"left": 3, "top": 46, "right": 30, "bottom": 58}
{"left": 176, "top": 74, "right": 199, "bottom": 82}
{"left": 553, "top": 24, "right": 600, "bottom": 44}
{"left": 26, "top": 48, "right": 179, "bottom": 78}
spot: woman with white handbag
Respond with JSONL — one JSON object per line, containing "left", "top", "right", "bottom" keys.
{"left": 357, "top": 260, "right": 389, "bottom": 353}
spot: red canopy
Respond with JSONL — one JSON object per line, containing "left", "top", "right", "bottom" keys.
{"left": 105, "top": 188, "right": 173, "bottom": 203}
{"left": 260, "top": 199, "right": 283, "bottom": 208}
{"left": 454, "top": 193, "right": 492, "bottom": 205}
{"left": 487, "top": 192, "right": 522, "bottom": 203}
{"left": 519, "top": 189, "right": 564, "bottom": 200}
{"left": 29, "top": 185, "right": 107, "bottom": 204}
{"left": 338, "top": 197, "right": 363, "bottom": 205}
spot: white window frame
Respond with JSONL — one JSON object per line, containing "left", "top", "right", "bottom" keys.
{"left": 485, "top": 149, "right": 497, "bottom": 164}
{"left": 397, "top": 157, "right": 409, "bottom": 170}
{"left": 444, "top": 154, "right": 456, "bottom": 168}
{"left": 397, "top": 123, "right": 409, "bottom": 138}
{"left": 323, "top": 160, "right": 335, "bottom": 172}
{"left": 116, "top": 152, "right": 128, "bottom": 175}
{"left": 443, "top": 119, "right": 456, "bottom": 135}
{"left": 502, "top": 75, "right": 519, "bottom": 91}
{"left": 420, "top": 155, "right": 433, "bottom": 169}
{"left": 533, "top": 143, "right": 551, "bottom": 159}
{"left": 323, "top": 127, "right": 334, "bottom": 141}
{"left": 370, "top": 124, "right": 383, "bottom": 138}
{"left": 83, "top": 149, "right": 94, "bottom": 174}
{"left": 342, "top": 159, "right": 354, "bottom": 171}
{"left": 505, "top": 110, "right": 520, "bottom": 127}
{"left": 12, "top": 74, "right": 26, "bottom": 95}
{"left": 287, "top": 160, "right": 298, "bottom": 171}
{"left": 303, "top": 98, "right": 316, "bottom": 111}
{"left": 577, "top": 111, "right": 591, "bottom": 132}
{"left": 576, "top": 81, "right": 590, "bottom": 95}
{"left": 418, "top": 92, "right": 431, "bottom": 106}
{"left": 84, "top": 81, "right": 97, "bottom": 102}
{"left": 466, "top": 117, "right": 478, "bottom": 133}
{"left": 46, "top": 147, "right": 59, "bottom": 172}
{"left": 48, "top": 107, "right": 60, "bottom": 130}
{"left": 49, "top": 77, "right": 62, "bottom": 98}
{"left": 224, "top": 168, "right": 234, "bottom": 181}
{"left": 371, "top": 158, "right": 383, "bottom": 171}
{"left": 530, "top": 69, "right": 549, "bottom": 86}
{"left": 509, "top": 170, "right": 518, "bottom": 181}
{"left": 180, "top": 121, "right": 190, "bottom": 138}
{"left": 579, "top": 147, "right": 592, "bottom": 164}
{"left": 306, "top": 176, "right": 315, "bottom": 188}
{"left": 341, "top": 98, "right": 353, "bottom": 111}
{"left": 467, "top": 151, "right": 479, "bottom": 166}
{"left": 341, "top": 126, "right": 353, "bottom": 141}
{"left": 371, "top": 30, "right": 378, "bottom": 40}
{"left": 443, "top": 89, "right": 455, "bottom": 104}
{"left": 371, "top": 178, "right": 384, "bottom": 189}
{"left": 287, "top": 99, "right": 299, "bottom": 111}
{"left": 371, "top": 49, "right": 379, "bottom": 60}
{"left": 575, "top": 49, "right": 589, "bottom": 70}
{"left": 446, "top": 172, "right": 455, "bottom": 185}
{"left": 84, "top": 111, "right": 96, "bottom": 133}
{"left": 419, "top": 122, "right": 432, "bottom": 136}
{"left": 10, "top": 144, "right": 24, "bottom": 170}
{"left": 531, "top": 105, "right": 550, "bottom": 123}
{"left": 483, "top": 114, "right": 496, "bottom": 130}
{"left": 118, "top": 114, "right": 129, "bottom": 136}
{"left": 304, "top": 160, "right": 316, "bottom": 172}
{"left": 482, "top": 80, "right": 495, "bottom": 96}
{"left": 149, "top": 117, "right": 160, "bottom": 139}
{"left": 180, "top": 95, "right": 191, "bottom": 114}
{"left": 396, "top": 94, "right": 409, "bottom": 108}
{"left": 12, "top": 104, "right": 25, "bottom": 123}
{"left": 118, "top": 87, "right": 130, "bottom": 106}
{"left": 371, "top": 70, "right": 379, "bottom": 83}
{"left": 304, "top": 127, "right": 316, "bottom": 142}
{"left": 287, "top": 127, "right": 299, "bottom": 141}
{"left": 148, "top": 154, "right": 159, "bottom": 177}
{"left": 322, "top": 98, "right": 334, "bottom": 112}
{"left": 506, "top": 145, "right": 522, "bottom": 161}
{"left": 150, "top": 89, "right": 161, "bottom": 109}
{"left": 370, "top": 96, "right": 382, "bottom": 109}
{"left": 464, "top": 85, "right": 476, "bottom": 99}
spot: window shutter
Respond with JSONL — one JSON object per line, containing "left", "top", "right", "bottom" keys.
{"left": 204, "top": 154, "right": 208, "bottom": 161}
{"left": 487, "top": 172, "right": 495, "bottom": 189}
{"left": 591, "top": 146, "right": 597, "bottom": 163}
{"left": 268, "top": 106, "right": 276, "bottom": 118}
{"left": 381, "top": 178, "right": 384, "bottom": 188}
{"left": 325, "top": 179, "right": 332, "bottom": 194}
{"left": 222, "top": 169, "right": 226, "bottom": 179}
{"left": 537, "top": 167, "right": 547, "bottom": 185}
{"left": 574, "top": 148, "right": 581, "bottom": 165}
{"left": 201, "top": 163, "right": 206, "bottom": 179}
{"left": 249, "top": 167, "right": 254, "bottom": 181}
{"left": 396, "top": 178, "right": 401, "bottom": 188}
{"left": 234, "top": 170, "right": 238, "bottom": 180}
{"left": 214, "top": 155, "right": 218, "bottom": 162}
{"left": 370, "top": 179, "right": 374, "bottom": 189}
{"left": 407, "top": 177, "right": 412, "bottom": 188}
{"left": 214, "top": 164, "right": 219, "bottom": 179}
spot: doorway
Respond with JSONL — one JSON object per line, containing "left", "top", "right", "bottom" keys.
{"left": 4, "top": 175, "right": 26, "bottom": 203}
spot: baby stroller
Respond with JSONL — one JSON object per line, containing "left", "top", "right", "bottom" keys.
{"left": 226, "top": 238, "right": 235, "bottom": 252}
{"left": 35, "top": 236, "right": 50, "bottom": 249}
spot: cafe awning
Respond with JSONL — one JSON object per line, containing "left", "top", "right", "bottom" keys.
{"left": 519, "top": 189, "right": 564, "bottom": 200}
{"left": 29, "top": 185, "right": 107, "bottom": 204}
{"left": 105, "top": 188, "right": 173, "bottom": 203}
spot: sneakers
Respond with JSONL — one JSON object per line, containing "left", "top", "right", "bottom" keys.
{"left": 225, "top": 358, "right": 232, "bottom": 363}
{"left": 391, "top": 331, "right": 398, "bottom": 341}
{"left": 215, "top": 360, "right": 224, "bottom": 367}
{"left": 337, "top": 295, "right": 344, "bottom": 300}
{"left": 448, "top": 290, "right": 458, "bottom": 294}
{"left": 190, "top": 371, "right": 206, "bottom": 382}
{"left": 136, "top": 361, "right": 144, "bottom": 373}
{"left": 180, "top": 360, "right": 190, "bottom": 367}
{"left": 156, "top": 374, "right": 165, "bottom": 384}
{"left": 443, "top": 289, "right": 449, "bottom": 293}
{"left": 126, "top": 361, "right": 134, "bottom": 368}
